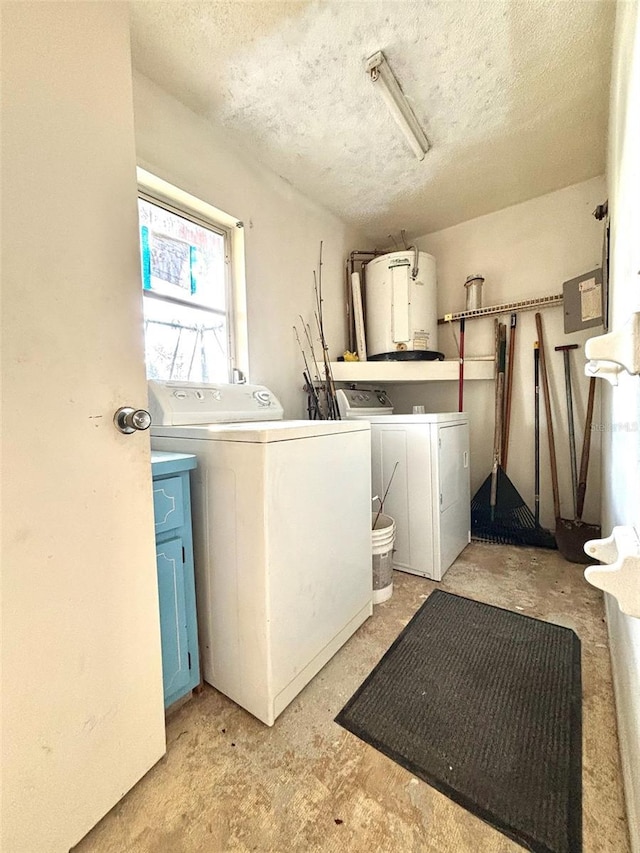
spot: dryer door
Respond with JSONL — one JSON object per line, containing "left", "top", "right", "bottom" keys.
{"left": 437, "top": 422, "right": 471, "bottom": 576}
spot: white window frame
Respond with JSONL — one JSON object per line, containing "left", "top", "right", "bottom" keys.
{"left": 136, "top": 167, "right": 249, "bottom": 383}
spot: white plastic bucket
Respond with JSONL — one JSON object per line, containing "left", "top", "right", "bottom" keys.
{"left": 372, "top": 513, "right": 396, "bottom": 604}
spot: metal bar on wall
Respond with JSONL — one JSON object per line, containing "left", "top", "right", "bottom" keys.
{"left": 439, "top": 293, "right": 563, "bottom": 325}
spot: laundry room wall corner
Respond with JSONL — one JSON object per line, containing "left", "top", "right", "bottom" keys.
{"left": 399, "top": 178, "right": 606, "bottom": 533}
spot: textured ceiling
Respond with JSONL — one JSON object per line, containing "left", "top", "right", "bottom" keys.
{"left": 129, "top": 0, "right": 615, "bottom": 243}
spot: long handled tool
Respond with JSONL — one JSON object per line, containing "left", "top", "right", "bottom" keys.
{"left": 502, "top": 313, "right": 517, "bottom": 469}
{"left": 558, "top": 375, "right": 600, "bottom": 563}
{"left": 458, "top": 318, "right": 465, "bottom": 412}
{"left": 534, "top": 313, "right": 561, "bottom": 523}
{"left": 555, "top": 343, "right": 579, "bottom": 513}
{"left": 470, "top": 321, "right": 555, "bottom": 548}
{"left": 490, "top": 323, "right": 506, "bottom": 519}
{"left": 577, "top": 377, "right": 597, "bottom": 519}
{"left": 536, "top": 314, "right": 599, "bottom": 562}
{"left": 534, "top": 342, "right": 541, "bottom": 525}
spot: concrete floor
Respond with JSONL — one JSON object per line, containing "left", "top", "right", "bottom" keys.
{"left": 74, "top": 543, "right": 630, "bottom": 853}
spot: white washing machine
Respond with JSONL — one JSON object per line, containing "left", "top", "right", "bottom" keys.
{"left": 148, "top": 381, "right": 373, "bottom": 726}
{"left": 337, "top": 388, "right": 470, "bottom": 581}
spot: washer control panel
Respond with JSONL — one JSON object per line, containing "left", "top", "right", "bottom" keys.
{"left": 336, "top": 387, "right": 394, "bottom": 419}
{"left": 148, "top": 380, "right": 284, "bottom": 425}
{"left": 253, "top": 390, "right": 273, "bottom": 405}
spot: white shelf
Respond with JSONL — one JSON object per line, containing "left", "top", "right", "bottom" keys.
{"left": 323, "top": 359, "right": 494, "bottom": 384}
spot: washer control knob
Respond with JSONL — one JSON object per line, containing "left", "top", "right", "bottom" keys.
{"left": 114, "top": 407, "right": 151, "bottom": 434}
{"left": 253, "top": 390, "right": 271, "bottom": 405}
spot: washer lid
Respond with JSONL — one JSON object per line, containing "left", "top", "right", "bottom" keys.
{"left": 151, "top": 419, "right": 370, "bottom": 443}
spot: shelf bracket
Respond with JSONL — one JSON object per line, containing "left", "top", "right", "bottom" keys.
{"left": 585, "top": 311, "right": 640, "bottom": 384}
{"left": 584, "top": 359, "right": 622, "bottom": 386}
{"left": 584, "top": 525, "right": 640, "bottom": 618}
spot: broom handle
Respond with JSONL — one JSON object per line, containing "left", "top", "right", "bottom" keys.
{"left": 576, "top": 377, "right": 596, "bottom": 520}
{"left": 458, "top": 317, "right": 465, "bottom": 413}
{"left": 535, "top": 313, "right": 561, "bottom": 520}
{"left": 490, "top": 324, "right": 506, "bottom": 509}
{"left": 502, "top": 313, "right": 517, "bottom": 468}
{"left": 497, "top": 324, "right": 507, "bottom": 465}
{"left": 490, "top": 371, "right": 505, "bottom": 508}
{"left": 534, "top": 342, "right": 540, "bottom": 525}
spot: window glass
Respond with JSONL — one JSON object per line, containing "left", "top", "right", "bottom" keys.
{"left": 143, "top": 297, "right": 229, "bottom": 383}
{"left": 138, "top": 196, "right": 231, "bottom": 381}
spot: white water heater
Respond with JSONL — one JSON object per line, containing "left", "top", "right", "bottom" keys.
{"left": 365, "top": 250, "right": 440, "bottom": 360}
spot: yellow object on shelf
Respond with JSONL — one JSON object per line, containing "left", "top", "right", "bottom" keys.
{"left": 343, "top": 351, "right": 360, "bottom": 362}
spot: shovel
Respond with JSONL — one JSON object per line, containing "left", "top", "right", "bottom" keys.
{"left": 568, "top": 375, "right": 601, "bottom": 562}
{"left": 537, "top": 326, "right": 599, "bottom": 562}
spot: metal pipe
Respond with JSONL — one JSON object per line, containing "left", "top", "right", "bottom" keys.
{"left": 409, "top": 245, "right": 419, "bottom": 280}
{"left": 346, "top": 251, "right": 385, "bottom": 353}
{"left": 345, "top": 258, "right": 354, "bottom": 352}
{"left": 349, "top": 250, "right": 386, "bottom": 261}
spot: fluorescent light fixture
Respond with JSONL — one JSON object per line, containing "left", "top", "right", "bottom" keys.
{"left": 365, "top": 50, "right": 430, "bottom": 161}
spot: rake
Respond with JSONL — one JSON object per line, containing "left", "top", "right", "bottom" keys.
{"left": 471, "top": 320, "right": 556, "bottom": 548}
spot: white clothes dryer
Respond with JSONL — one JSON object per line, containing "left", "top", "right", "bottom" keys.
{"left": 337, "top": 388, "right": 470, "bottom": 581}
{"left": 148, "top": 381, "right": 373, "bottom": 725}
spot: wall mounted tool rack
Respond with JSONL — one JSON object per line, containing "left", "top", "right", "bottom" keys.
{"left": 438, "top": 293, "right": 564, "bottom": 324}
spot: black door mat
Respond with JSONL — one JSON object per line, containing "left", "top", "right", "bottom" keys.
{"left": 335, "top": 590, "right": 582, "bottom": 853}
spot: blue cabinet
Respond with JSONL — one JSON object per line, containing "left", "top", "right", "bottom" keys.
{"left": 151, "top": 452, "right": 200, "bottom": 708}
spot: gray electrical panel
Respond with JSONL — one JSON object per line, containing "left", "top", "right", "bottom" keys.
{"left": 563, "top": 268, "right": 604, "bottom": 334}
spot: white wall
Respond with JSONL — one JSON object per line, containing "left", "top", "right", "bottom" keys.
{"left": 132, "top": 72, "right": 366, "bottom": 418}
{"left": 602, "top": 2, "right": 640, "bottom": 847}
{"left": 390, "top": 178, "right": 605, "bottom": 532}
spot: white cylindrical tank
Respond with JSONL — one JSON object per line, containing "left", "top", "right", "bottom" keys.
{"left": 365, "top": 250, "right": 439, "bottom": 360}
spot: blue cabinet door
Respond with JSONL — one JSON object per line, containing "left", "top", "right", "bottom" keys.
{"left": 153, "top": 476, "right": 185, "bottom": 535}
{"left": 156, "top": 536, "right": 191, "bottom": 703}
{"left": 152, "top": 453, "right": 200, "bottom": 709}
